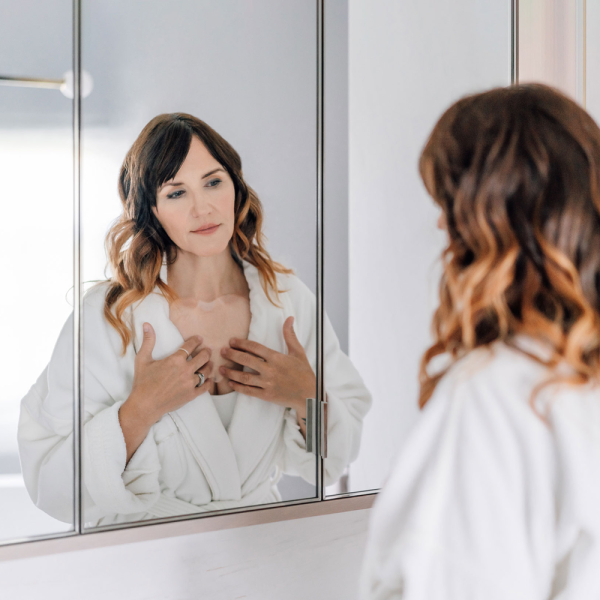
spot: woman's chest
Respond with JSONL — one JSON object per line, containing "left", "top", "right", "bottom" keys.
{"left": 169, "top": 293, "right": 251, "bottom": 346}
{"left": 168, "top": 294, "right": 252, "bottom": 394}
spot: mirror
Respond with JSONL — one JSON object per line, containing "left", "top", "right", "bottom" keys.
{"left": 81, "top": 0, "right": 320, "bottom": 526}
{"left": 337, "top": 1, "right": 513, "bottom": 496}
{"left": 0, "top": 0, "right": 75, "bottom": 541}
{"left": 5, "top": 0, "right": 371, "bottom": 530}
{"left": 8, "top": 0, "right": 374, "bottom": 536}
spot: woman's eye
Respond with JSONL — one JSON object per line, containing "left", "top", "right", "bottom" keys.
{"left": 167, "top": 190, "right": 184, "bottom": 199}
{"left": 206, "top": 178, "right": 221, "bottom": 188}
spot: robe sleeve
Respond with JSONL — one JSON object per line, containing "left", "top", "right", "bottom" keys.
{"left": 278, "top": 275, "right": 373, "bottom": 485}
{"left": 358, "top": 366, "right": 557, "bottom": 600}
{"left": 17, "top": 284, "right": 162, "bottom": 523}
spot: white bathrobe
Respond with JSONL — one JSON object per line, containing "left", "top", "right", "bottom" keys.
{"left": 18, "top": 260, "right": 371, "bottom": 526}
{"left": 360, "top": 337, "right": 600, "bottom": 600}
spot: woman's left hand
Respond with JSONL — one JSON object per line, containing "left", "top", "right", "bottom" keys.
{"left": 219, "top": 316, "right": 315, "bottom": 431}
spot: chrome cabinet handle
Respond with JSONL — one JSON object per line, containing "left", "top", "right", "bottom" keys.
{"left": 305, "top": 397, "right": 328, "bottom": 458}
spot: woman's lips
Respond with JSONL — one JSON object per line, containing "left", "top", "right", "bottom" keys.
{"left": 192, "top": 224, "right": 220, "bottom": 235}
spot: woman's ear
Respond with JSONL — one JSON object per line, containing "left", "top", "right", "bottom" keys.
{"left": 437, "top": 211, "right": 447, "bottom": 230}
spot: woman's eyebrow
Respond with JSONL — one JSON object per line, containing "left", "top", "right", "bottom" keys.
{"left": 160, "top": 168, "right": 225, "bottom": 189}
{"left": 202, "top": 167, "right": 226, "bottom": 179}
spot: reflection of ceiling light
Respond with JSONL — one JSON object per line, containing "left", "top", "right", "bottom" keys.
{"left": 60, "top": 70, "right": 94, "bottom": 99}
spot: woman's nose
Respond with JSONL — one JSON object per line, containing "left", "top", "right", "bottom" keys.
{"left": 190, "top": 190, "right": 210, "bottom": 216}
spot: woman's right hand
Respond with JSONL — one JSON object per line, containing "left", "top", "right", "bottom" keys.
{"left": 118, "top": 322, "right": 213, "bottom": 463}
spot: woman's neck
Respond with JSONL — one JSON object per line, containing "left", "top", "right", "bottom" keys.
{"left": 166, "top": 249, "right": 248, "bottom": 302}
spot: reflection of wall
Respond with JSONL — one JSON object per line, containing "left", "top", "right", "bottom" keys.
{"left": 0, "top": 131, "right": 73, "bottom": 475}
{"left": 325, "top": 0, "right": 350, "bottom": 353}
{"left": 0, "top": 0, "right": 71, "bottom": 128}
{"left": 347, "top": 0, "right": 511, "bottom": 493}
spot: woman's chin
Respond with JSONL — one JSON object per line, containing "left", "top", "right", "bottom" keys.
{"left": 189, "top": 246, "right": 231, "bottom": 260}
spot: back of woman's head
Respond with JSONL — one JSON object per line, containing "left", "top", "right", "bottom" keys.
{"left": 419, "top": 83, "right": 600, "bottom": 407}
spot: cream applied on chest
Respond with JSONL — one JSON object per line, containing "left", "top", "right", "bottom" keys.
{"left": 169, "top": 294, "right": 251, "bottom": 384}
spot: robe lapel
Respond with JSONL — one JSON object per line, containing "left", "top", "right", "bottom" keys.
{"left": 130, "top": 262, "right": 241, "bottom": 501}
{"left": 227, "top": 261, "right": 288, "bottom": 483}
{"left": 128, "top": 259, "right": 289, "bottom": 497}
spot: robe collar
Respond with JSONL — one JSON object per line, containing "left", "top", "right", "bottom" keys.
{"left": 128, "top": 258, "right": 288, "bottom": 501}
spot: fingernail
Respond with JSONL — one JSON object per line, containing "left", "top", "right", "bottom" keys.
{"left": 143, "top": 323, "right": 150, "bottom": 333}
{"left": 220, "top": 347, "right": 227, "bottom": 355}
{"left": 219, "top": 366, "right": 226, "bottom": 374}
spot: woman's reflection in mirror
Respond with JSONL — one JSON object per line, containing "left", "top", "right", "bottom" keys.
{"left": 18, "top": 113, "right": 372, "bottom": 525}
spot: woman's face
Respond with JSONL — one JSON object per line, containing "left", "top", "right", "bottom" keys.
{"left": 153, "top": 136, "right": 236, "bottom": 257}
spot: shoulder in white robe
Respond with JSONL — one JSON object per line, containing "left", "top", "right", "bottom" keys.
{"left": 18, "top": 260, "right": 372, "bottom": 526}
{"left": 359, "top": 338, "right": 600, "bottom": 600}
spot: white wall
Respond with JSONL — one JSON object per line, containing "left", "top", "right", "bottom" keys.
{"left": 0, "top": 509, "right": 371, "bottom": 600}
{"left": 347, "top": 0, "right": 512, "bottom": 492}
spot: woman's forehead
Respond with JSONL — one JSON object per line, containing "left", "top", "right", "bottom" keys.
{"left": 161, "top": 137, "right": 223, "bottom": 186}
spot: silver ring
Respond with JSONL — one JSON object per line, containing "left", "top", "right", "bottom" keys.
{"left": 196, "top": 372, "right": 205, "bottom": 387}
{"left": 177, "top": 347, "right": 190, "bottom": 358}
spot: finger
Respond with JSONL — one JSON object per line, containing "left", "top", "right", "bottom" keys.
{"left": 189, "top": 337, "right": 205, "bottom": 358}
{"left": 137, "top": 323, "right": 156, "bottom": 361}
{"left": 190, "top": 348, "right": 212, "bottom": 371}
{"left": 196, "top": 360, "right": 213, "bottom": 378}
{"left": 175, "top": 335, "right": 204, "bottom": 360}
{"left": 227, "top": 380, "right": 263, "bottom": 398}
{"left": 229, "top": 338, "right": 273, "bottom": 361}
{"left": 220, "top": 366, "right": 263, "bottom": 388}
{"left": 282, "top": 316, "right": 304, "bottom": 356}
{"left": 220, "top": 347, "right": 264, "bottom": 371}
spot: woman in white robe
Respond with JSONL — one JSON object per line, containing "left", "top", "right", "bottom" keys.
{"left": 18, "top": 113, "right": 371, "bottom": 526}
{"left": 360, "top": 84, "right": 600, "bottom": 599}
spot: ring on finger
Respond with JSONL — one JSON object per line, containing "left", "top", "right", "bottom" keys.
{"left": 196, "top": 371, "right": 205, "bottom": 387}
{"left": 177, "top": 347, "right": 190, "bottom": 358}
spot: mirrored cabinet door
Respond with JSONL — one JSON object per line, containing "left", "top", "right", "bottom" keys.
{"left": 0, "top": 0, "right": 75, "bottom": 541}
{"left": 79, "top": 0, "right": 322, "bottom": 529}
{"left": 332, "top": 0, "right": 514, "bottom": 496}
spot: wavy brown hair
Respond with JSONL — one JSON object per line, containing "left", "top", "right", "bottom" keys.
{"left": 104, "top": 113, "right": 292, "bottom": 354}
{"left": 419, "top": 84, "right": 600, "bottom": 409}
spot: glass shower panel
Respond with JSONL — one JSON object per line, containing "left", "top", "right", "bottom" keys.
{"left": 0, "top": 0, "right": 74, "bottom": 540}
{"left": 80, "top": 0, "right": 320, "bottom": 528}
